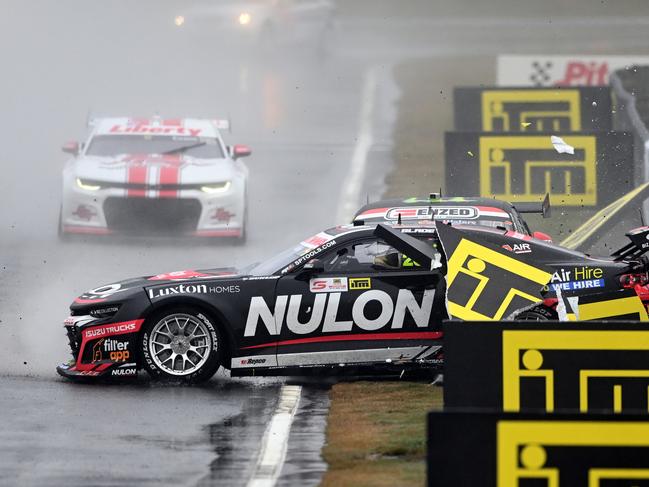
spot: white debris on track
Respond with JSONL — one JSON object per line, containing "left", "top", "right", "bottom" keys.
{"left": 551, "top": 135, "right": 575, "bottom": 155}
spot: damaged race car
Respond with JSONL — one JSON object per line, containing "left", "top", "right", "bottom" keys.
{"left": 60, "top": 116, "right": 251, "bottom": 241}
{"left": 57, "top": 220, "right": 649, "bottom": 383}
{"left": 353, "top": 193, "right": 553, "bottom": 241}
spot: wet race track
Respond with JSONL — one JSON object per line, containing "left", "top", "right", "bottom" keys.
{"left": 1, "top": 1, "right": 649, "bottom": 485}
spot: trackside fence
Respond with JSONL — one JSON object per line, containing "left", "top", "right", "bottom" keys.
{"left": 610, "top": 66, "right": 649, "bottom": 218}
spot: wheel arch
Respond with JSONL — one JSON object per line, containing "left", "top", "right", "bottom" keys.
{"left": 141, "top": 297, "right": 237, "bottom": 367}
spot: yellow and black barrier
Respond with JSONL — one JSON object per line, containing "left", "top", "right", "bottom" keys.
{"left": 427, "top": 410, "right": 649, "bottom": 487}
{"left": 444, "top": 131, "right": 634, "bottom": 208}
{"left": 443, "top": 320, "right": 649, "bottom": 413}
{"left": 453, "top": 86, "right": 612, "bottom": 132}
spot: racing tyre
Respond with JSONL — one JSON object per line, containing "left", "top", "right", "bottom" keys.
{"left": 516, "top": 306, "right": 557, "bottom": 321}
{"left": 140, "top": 308, "right": 222, "bottom": 383}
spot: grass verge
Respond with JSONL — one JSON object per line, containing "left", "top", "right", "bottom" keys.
{"left": 320, "top": 381, "right": 443, "bottom": 487}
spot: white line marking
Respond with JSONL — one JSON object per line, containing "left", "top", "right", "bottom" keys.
{"left": 335, "top": 66, "right": 378, "bottom": 223}
{"left": 247, "top": 384, "right": 302, "bottom": 487}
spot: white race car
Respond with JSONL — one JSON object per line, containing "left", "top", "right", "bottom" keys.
{"left": 60, "top": 117, "right": 250, "bottom": 241}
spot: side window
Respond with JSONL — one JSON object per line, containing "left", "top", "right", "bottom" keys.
{"left": 319, "top": 239, "right": 431, "bottom": 274}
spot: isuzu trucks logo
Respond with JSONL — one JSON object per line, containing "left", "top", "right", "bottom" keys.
{"left": 243, "top": 289, "right": 435, "bottom": 337}
{"left": 83, "top": 321, "right": 141, "bottom": 339}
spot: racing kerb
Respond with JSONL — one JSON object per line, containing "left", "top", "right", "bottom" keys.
{"left": 610, "top": 67, "right": 649, "bottom": 219}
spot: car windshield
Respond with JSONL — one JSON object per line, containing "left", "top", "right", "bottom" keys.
{"left": 470, "top": 218, "right": 515, "bottom": 231}
{"left": 248, "top": 231, "right": 338, "bottom": 275}
{"left": 86, "top": 134, "right": 224, "bottom": 158}
{"left": 248, "top": 243, "right": 312, "bottom": 276}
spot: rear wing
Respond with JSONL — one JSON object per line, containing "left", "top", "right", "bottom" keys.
{"left": 374, "top": 223, "right": 437, "bottom": 270}
{"left": 512, "top": 193, "right": 551, "bottom": 218}
{"left": 611, "top": 226, "right": 649, "bottom": 261}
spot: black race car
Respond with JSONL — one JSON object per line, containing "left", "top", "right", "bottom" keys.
{"left": 353, "top": 193, "right": 552, "bottom": 241}
{"left": 58, "top": 221, "right": 649, "bottom": 383}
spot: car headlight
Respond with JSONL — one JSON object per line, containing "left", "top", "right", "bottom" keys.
{"left": 238, "top": 12, "right": 251, "bottom": 25}
{"left": 201, "top": 181, "right": 231, "bottom": 194}
{"left": 76, "top": 178, "right": 101, "bottom": 191}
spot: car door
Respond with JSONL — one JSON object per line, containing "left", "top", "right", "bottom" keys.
{"left": 274, "top": 236, "right": 446, "bottom": 368}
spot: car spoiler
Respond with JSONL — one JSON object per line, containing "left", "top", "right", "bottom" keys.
{"left": 511, "top": 193, "right": 551, "bottom": 218}
{"left": 611, "top": 226, "right": 649, "bottom": 261}
{"left": 374, "top": 223, "right": 437, "bottom": 270}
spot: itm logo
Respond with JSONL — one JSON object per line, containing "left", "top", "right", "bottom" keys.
{"left": 445, "top": 239, "right": 551, "bottom": 321}
{"left": 349, "top": 278, "right": 371, "bottom": 290}
{"left": 502, "top": 330, "right": 649, "bottom": 413}
{"left": 479, "top": 135, "right": 597, "bottom": 206}
{"left": 497, "top": 420, "right": 649, "bottom": 486}
{"left": 481, "top": 89, "right": 581, "bottom": 132}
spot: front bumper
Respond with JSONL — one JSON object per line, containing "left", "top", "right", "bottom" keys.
{"left": 58, "top": 316, "right": 144, "bottom": 381}
{"left": 56, "top": 361, "right": 138, "bottom": 380}
{"left": 61, "top": 182, "right": 245, "bottom": 237}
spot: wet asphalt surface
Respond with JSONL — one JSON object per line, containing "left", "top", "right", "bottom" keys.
{"left": 1, "top": 1, "right": 648, "bottom": 486}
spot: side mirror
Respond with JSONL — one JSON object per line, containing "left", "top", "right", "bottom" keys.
{"left": 295, "top": 258, "right": 324, "bottom": 281}
{"left": 532, "top": 231, "right": 553, "bottom": 243}
{"left": 62, "top": 141, "right": 80, "bottom": 155}
{"left": 231, "top": 144, "right": 251, "bottom": 160}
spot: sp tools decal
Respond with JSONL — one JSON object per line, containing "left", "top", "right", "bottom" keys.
{"left": 436, "top": 223, "right": 552, "bottom": 321}
{"left": 283, "top": 240, "right": 337, "bottom": 273}
{"left": 349, "top": 278, "right": 371, "bottom": 290}
{"left": 309, "top": 277, "right": 348, "bottom": 293}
